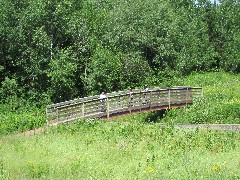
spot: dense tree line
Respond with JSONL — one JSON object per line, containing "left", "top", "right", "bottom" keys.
{"left": 0, "top": 0, "right": 239, "bottom": 106}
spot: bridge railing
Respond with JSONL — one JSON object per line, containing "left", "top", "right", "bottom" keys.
{"left": 46, "top": 86, "right": 202, "bottom": 125}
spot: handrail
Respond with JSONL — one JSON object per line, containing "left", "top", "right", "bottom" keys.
{"left": 46, "top": 86, "right": 203, "bottom": 125}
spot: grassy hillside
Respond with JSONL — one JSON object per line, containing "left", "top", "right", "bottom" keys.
{"left": 0, "top": 121, "right": 239, "bottom": 179}
{"left": 0, "top": 72, "right": 239, "bottom": 135}
{"left": 162, "top": 72, "right": 240, "bottom": 124}
{"left": 0, "top": 72, "right": 239, "bottom": 179}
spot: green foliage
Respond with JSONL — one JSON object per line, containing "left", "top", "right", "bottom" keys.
{"left": 0, "top": 77, "right": 18, "bottom": 98}
{"left": 0, "top": 108, "right": 45, "bottom": 135}
{"left": 0, "top": 0, "right": 239, "bottom": 104}
{"left": 0, "top": 77, "right": 24, "bottom": 111}
{"left": 174, "top": 5, "right": 217, "bottom": 74}
{"left": 48, "top": 48, "right": 79, "bottom": 102}
{"left": 86, "top": 45, "right": 123, "bottom": 94}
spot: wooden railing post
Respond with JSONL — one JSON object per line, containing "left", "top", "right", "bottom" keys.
{"left": 139, "top": 91, "right": 141, "bottom": 112}
{"left": 56, "top": 108, "right": 59, "bottom": 122}
{"left": 150, "top": 90, "right": 152, "bottom": 110}
{"left": 107, "top": 98, "right": 109, "bottom": 118}
{"left": 82, "top": 103, "right": 85, "bottom": 117}
{"left": 186, "top": 87, "right": 188, "bottom": 106}
{"left": 46, "top": 107, "right": 48, "bottom": 125}
{"left": 129, "top": 92, "right": 132, "bottom": 114}
{"left": 168, "top": 89, "right": 171, "bottom": 109}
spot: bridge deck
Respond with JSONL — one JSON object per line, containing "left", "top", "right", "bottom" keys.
{"left": 46, "top": 86, "right": 203, "bottom": 125}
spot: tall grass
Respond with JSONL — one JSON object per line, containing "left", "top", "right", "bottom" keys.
{"left": 0, "top": 120, "right": 239, "bottom": 179}
{"left": 163, "top": 72, "right": 240, "bottom": 124}
{"left": 1, "top": 72, "right": 239, "bottom": 179}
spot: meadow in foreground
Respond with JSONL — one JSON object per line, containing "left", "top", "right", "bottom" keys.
{"left": 0, "top": 119, "right": 239, "bottom": 179}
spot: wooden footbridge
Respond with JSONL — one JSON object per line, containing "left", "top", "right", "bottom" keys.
{"left": 46, "top": 86, "right": 203, "bottom": 125}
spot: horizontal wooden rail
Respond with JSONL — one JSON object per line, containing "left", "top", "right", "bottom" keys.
{"left": 46, "top": 86, "right": 203, "bottom": 125}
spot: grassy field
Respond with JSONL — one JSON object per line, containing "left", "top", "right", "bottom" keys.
{"left": 0, "top": 120, "right": 240, "bottom": 179}
{"left": 0, "top": 72, "right": 239, "bottom": 179}
{"left": 162, "top": 72, "right": 240, "bottom": 124}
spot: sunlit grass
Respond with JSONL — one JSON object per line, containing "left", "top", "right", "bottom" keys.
{"left": 0, "top": 72, "right": 240, "bottom": 179}
{"left": 0, "top": 120, "right": 239, "bottom": 179}
{"left": 165, "top": 72, "right": 240, "bottom": 124}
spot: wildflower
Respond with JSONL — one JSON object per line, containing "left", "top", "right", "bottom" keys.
{"left": 210, "top": 163, "right": 220, "bottom": 172}
{"left": 145, "top": 166, "right": 157, "bottom": 173}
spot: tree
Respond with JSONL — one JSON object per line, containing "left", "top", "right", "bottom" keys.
{"left": 47, "top": 48, "right": 78, "bottom": 102}
{"left": 219, "top": 0, "right": 240, "bottom": 72}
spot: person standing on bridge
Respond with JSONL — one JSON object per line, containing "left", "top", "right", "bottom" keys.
{"left": 144, "top": 85, "right": 149, "bottom": 92}
{"left": 143, "top": 85, "right": 149, "bottom": 105}
{"left": 100, "top": 92, "right": 107, "bottom": 112}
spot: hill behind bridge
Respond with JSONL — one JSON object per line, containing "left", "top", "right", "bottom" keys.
{"left": 0, "top": 72, "right": 239, "bottom": 135}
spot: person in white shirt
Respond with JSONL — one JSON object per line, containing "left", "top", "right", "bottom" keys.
{"left": 143, "top": 85, "right": 149, "bottom": 105}
{"left": 100, "top": 92, "right": 106, "bottom": 112}
{"left": 144, "top": 85, "right": 149, "bottom": 92}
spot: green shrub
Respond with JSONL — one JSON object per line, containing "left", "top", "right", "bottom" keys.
{"left": 0, "top": 109, "right": 45, "bottom": 135}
